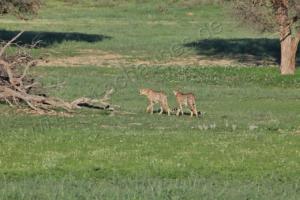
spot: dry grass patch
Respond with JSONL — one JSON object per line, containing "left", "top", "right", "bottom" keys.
{"left": 38, "top": 50, "right": 235, "bottom": 67}
{"left": 38, "top": 50, "right": 130, "bottom": 67}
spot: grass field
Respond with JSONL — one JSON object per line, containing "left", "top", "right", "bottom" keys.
{"left": 0, "top": 0, "right": 300, "bottom": 199}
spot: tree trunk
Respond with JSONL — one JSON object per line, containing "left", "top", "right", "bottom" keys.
{"left": 280, "top": 35, "right": 299, "bottom": 75}
{"left": 274, "top": 0, "right": 299, "bottom": 75}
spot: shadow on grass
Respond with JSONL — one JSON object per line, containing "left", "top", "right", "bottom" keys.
{"left": 152, "top": 109, "right": 202, "bottom": 117}
{"left": 0, "top": 29, "right": 111, "bottom": 47}
{"left": 184, "top": 38, "right": 300, "bottom": 65}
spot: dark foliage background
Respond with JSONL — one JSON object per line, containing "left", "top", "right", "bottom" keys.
{"left": 0, "top": 0, "right": 41, "bottom": 17}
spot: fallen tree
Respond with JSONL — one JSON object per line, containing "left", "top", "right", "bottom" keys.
{"left": 0, "top": 32, "right": 116, "bottom": 114}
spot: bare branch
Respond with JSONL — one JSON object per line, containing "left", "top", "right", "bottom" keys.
{"left": 0, "top": 31, "right": 24, "bottom": 57}
{"left": 0, "top": 32, "right": 118, "bottom": 115}
{"left": 20, "top": 60, "right": 36, "bottom": 81}
{"left": 0, "top": 59, "right": 16, "bottom": 86}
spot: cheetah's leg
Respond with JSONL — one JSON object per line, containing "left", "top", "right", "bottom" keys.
{"left": 194, "top": 106, "right": 198, "bottom": 117}
{"left": 176, "top": 104, "right": 183, "bottom": 116}
{"left": 150, "top": 102, "right": 154, "bottom": 114}
{"left": 164, "top": 103, "right": 171, "bottom": 116}
{"left": 147, "top": 102, "right": 154, "bottom": 114}
{"left": 176, "top": 106, "right": 180, "bottom": 116}
{"left": 167, "top": 108, "right": 171, "bottom": 116}
{"left": 159, "top": 106, "right": 163, "bottom": 115}
{"left": 146, "top": 104, "right": 151, "bottom": 113}
{"left": 181, "top": 105, "right": 184, "bottom": 116}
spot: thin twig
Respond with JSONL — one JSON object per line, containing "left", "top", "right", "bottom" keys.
{"left": 0, "top": 31, "right": 24, "bottom": 57}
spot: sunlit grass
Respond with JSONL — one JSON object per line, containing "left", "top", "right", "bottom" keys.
{"left": 0, "top": 0, "right": 299, "bottom": 199}
{"left": 0, "top": 66, "right": 300, "bottom": 199}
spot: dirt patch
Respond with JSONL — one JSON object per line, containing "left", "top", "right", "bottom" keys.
{"left": 38, "top": 50, "right": 130, "bottom": 67}
{"left": 127, "top": 56, "right": 235, "bottom": 67}
{"left": 159, "top": 56, "right": 234, "bottom": 66}
{"left": 38, "top": 49, "right": 237, "bottom": 67}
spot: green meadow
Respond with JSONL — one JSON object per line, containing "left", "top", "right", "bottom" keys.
{"left": 0, "top": 0, "right": 299, "bottom": 199}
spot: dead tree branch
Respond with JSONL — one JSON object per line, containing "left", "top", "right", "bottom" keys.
{"left": 0, "top": 32, "right": 116, "bottom": 114}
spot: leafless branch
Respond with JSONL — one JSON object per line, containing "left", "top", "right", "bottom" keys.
{"left": 0, "top": 32, "right": 117, "bottom": 115}
{"left": 0, "top": 31, "right": 24, "bottom": 57}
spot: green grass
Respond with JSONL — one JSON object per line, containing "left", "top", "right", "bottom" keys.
{"left": 0, "top": 66, "right": 300, "bottom": 199}
{"left": 0, "top": 0, "right": 300, "bottom": 199}
{"left": 0, "top": 0, "right": 273, "bottom": 61}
